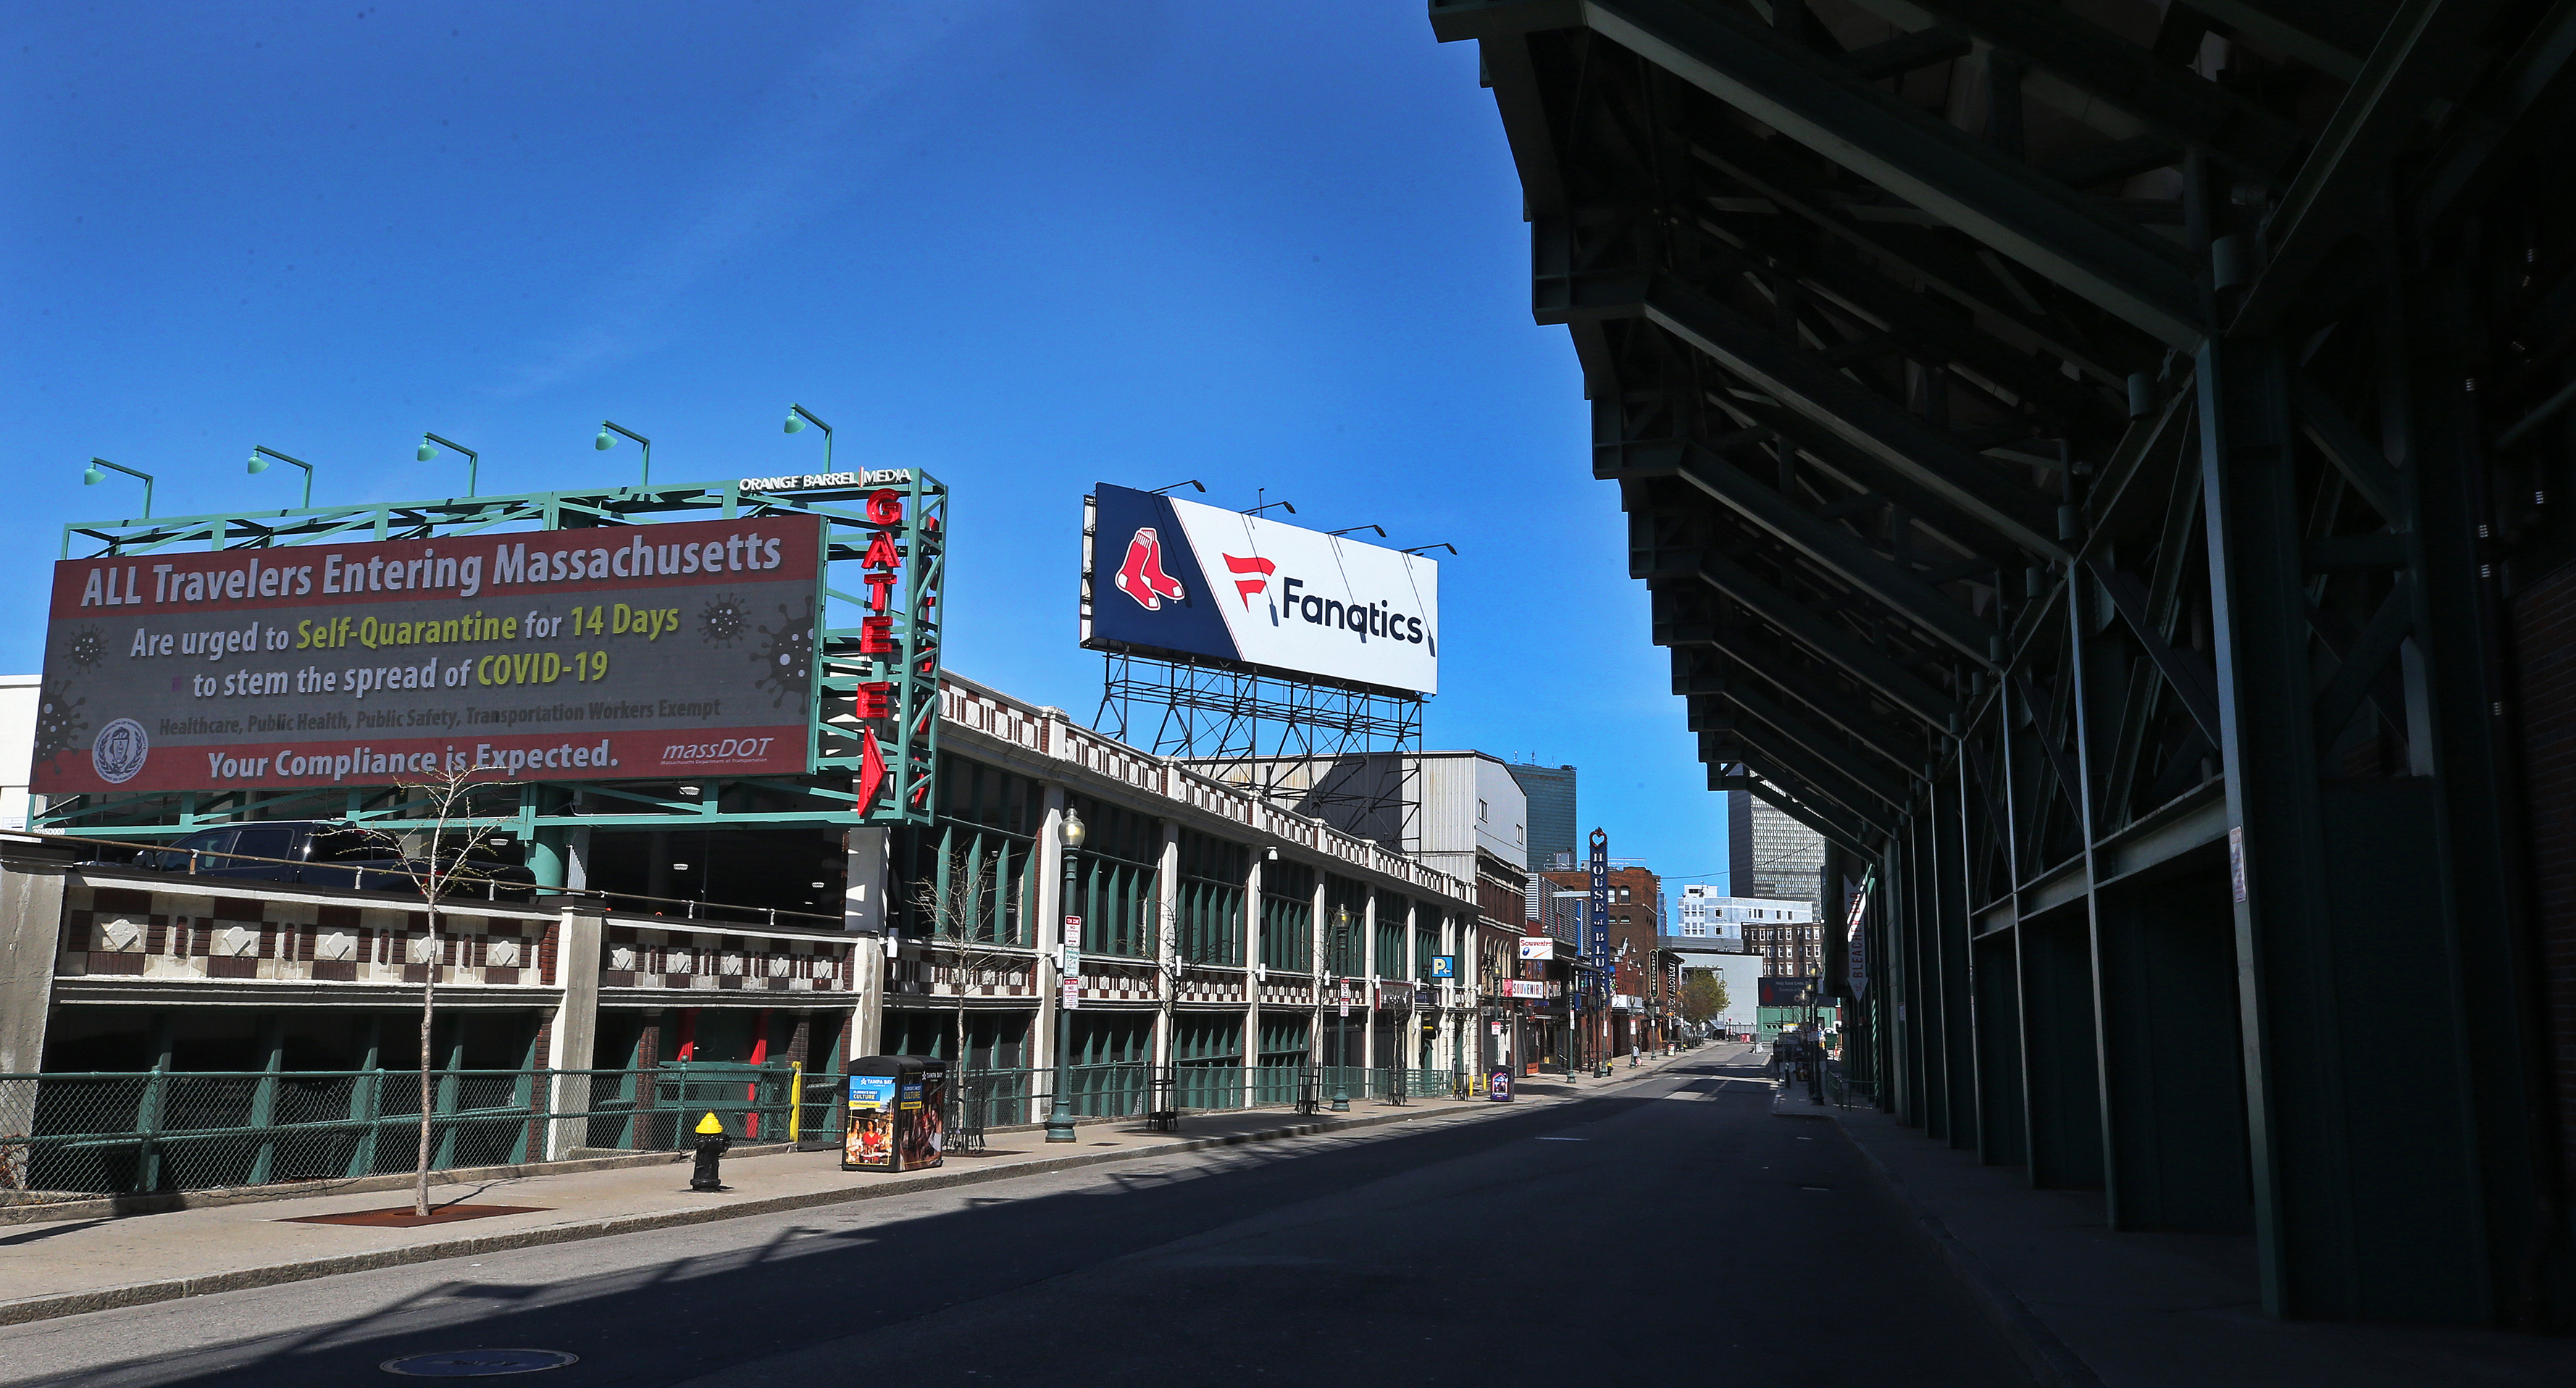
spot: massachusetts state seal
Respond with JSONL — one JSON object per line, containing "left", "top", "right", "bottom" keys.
{"left": 91, "top": 718, "right": 149, "bottom": 785}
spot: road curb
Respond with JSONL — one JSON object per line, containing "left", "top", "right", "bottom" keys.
{"left": 0, "top": 1101, "right": 1500, "bottom": 1329}
{"left": 0, "top": 1145, "right": 792, "bottom": 1228}
{"left": 1826, "top": 1115, "right": 2105, "bottom": 1388}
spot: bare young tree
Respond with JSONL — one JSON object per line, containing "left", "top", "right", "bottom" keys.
{"left": 393, "top": 764, "right": 519, "bottom": 1217}
{"left": 906, "top": 846, "right": 1011, "bottom": 1071}
{"left": 1154, "top": 886, "right": 1241, "bottom": 1112}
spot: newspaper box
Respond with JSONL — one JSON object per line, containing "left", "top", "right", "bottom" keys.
{"left": 841, "top": 1056, "right": 950, "bottom": 1172}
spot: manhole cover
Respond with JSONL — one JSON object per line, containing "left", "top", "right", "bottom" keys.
{"left": 382, "top": 1349, "right": 579, "bottom": 1376}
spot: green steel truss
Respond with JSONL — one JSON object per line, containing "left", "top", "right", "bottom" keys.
{"left": 41, "top": 473, "right": 945, "bottom": 842}
{"left": 1436, "top": 0, "right": 2573, "bottom": 1327}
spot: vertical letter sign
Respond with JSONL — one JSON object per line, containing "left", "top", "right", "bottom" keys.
{"left": 1587, "top": 827, "right": 1611, "bottom": 1000}
{"left": 822, "top": 471, "right": 945, "bottom": 825}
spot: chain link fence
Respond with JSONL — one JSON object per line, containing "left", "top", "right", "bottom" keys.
{"left": 1, "top": 1050, "right": 1476, "bottom": 1197}
{"left": 2, "top": 1069, "right": 552, "bottom": 1195}
{"left": 0, "top": 1062, "right": 840, "bottom": 1197}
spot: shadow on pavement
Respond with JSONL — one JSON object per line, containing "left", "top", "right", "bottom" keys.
{"left": 39, "top": 1086, "right": 1696, "bottom": 1388}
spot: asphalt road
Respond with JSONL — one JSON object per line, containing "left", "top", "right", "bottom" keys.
{"left": 2, "top": 1047, "right": 2033, "bottom": 1387}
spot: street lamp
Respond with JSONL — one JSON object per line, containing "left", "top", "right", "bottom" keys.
{"left": 594, "top": 419, "right": 651, "bottom": 486}
{"left": 246, "top": 446, "right": 314, "bottom": 507}
{"left": 417, "top": 434, "right": 478, "bottom": 496}
{"left": 1243, "top": 487, "right": 1295, "bottom": 517}
{"left": 782, "top": 404, "right": 832, "bottom": 470}
{"left": 1331, "top": 905, "right": 1351, "bottom": 1111}
{"left": 80, "top": 459, "right": 153, "bottom": 517}
{"left": 1045, "top": 808, "right": 1087, "bottom": 1144}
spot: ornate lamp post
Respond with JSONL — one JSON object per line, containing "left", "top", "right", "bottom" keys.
{"left": 1331, "top": 905, "right": 1351, "bottom": 1111}
{"left": 1045, "top": 808, "right": 1086, "bottom": 1143}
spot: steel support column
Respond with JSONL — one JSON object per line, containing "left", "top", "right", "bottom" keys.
{"left": 1936, "top": 765, "right": 1976, "bottom": 1148}
{"left": 2197, "top": 333, "right": 2488, "bottom": 1318}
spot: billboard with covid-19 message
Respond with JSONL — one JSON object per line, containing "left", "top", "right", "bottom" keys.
{"left": 32, "top": 514, "right": 823, "bottom": 795}
{"left": 1081, "top": 482, "right": 1438, "bottom": 695}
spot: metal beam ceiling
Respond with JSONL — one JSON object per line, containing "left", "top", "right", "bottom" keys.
{"left": 1434, "top": 0, "right": 2575, "bottom": 1328}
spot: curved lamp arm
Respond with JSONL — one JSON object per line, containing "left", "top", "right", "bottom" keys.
{"left": 595, "top": 420, "right": 651, "bottom": 486}
{"left": 783, "top": 404, "right": 833, "bottom": 472}
{"left": 81, "top": 458, "right": 154, "bottom": 518}
{"left": 417, "top": 433, "right": 479, "bottom": 496}
{"left": 247, "top": 446, "right": 315, "bottom": 507}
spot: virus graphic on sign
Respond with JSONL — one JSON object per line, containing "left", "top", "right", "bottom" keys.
{"left": 698, "top": 594, "right": 752, "bottom": 647}
{"left": 753, "top": 597, "right": 816, "bottom": 708}
{"left": 62, "top": 625, "right": 106, "bottom": 671}
{"left": 1114, "top": 527, "right": 1186, "bottom": 610}
{"left": 32, "top": 680, "right": 87, "bottom": 772}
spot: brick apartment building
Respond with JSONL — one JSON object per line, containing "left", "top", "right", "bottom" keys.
{"left": 1541, "top": 863, "right": 1665, "bottom": 1053}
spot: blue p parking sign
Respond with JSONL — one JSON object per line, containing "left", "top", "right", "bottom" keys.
{"left": 1429, "top": 955, "right": 1455, "bottom": 978}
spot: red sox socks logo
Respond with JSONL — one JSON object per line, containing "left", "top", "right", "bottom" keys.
{"left": 1115, "top": 527, "right": 1187, "bottom": 610}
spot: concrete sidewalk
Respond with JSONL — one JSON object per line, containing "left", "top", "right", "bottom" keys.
{"left": 0, "top": 1046, "right": 1707, "bottom": 1327}
{"left": 1812, "top": 1099, "right": 2576, "bottom": 1388}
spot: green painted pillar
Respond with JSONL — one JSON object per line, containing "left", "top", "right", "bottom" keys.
{"left": 2396, "top": 269, "right": 2559, "bottom": 1322}
{"left": 246, "top": 1013, "right": 284, "bottom": 1186}
{"left": 2198, "top": 331, "right": 2488, "bottom": 1319}
{"left": 527, "top": 827, "right": 569, "bottom": 893}
{"left": 1899, "top": 809, "right": 1936, "bottom": 1132}
{"left": 1934, "top": 766, "right": 1975, "bottom": 1150}
{"left": 347, "top": 1016, "right": 383, "bottom": 1179}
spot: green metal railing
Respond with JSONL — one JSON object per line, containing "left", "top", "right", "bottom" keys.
{"left": 0, "top": 1061, "right": 833, "bottom": 1197}
{"left": 1305, "top": 1065, "right": 1446, "bottom": 1103}
{"left": 1170, "top": 1058, "right": 1244, "bottom": 1111}
{"left": 0, "top": 1051, "right": 1482, "bottom": 1197}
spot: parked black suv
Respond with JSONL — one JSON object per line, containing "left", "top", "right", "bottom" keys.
{"left": 94, "top": 820, "right": 538, "bottom": 902}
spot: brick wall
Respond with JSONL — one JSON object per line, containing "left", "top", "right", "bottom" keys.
{"left": 2510, "top": 559, "right": 2576, "bottom": 1194}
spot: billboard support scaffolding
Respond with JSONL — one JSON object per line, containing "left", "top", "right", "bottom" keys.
{"left": 1093, "top": 651, "right": 1421, "bottom": 831}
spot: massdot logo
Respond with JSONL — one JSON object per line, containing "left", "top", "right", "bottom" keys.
{"left": 91, "top": 718, "right": 149, "bottom": 785}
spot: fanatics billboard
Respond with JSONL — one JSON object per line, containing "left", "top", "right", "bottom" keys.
{"left": 1081, "top": 483, "right": 1438, "bottom": 695}
{"left": 33, "top": 514, "right": 824, "bottom": 795}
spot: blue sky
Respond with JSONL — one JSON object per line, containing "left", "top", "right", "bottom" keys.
{"left": 1, "top": 1, "right": 1737, "bottom": 887}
